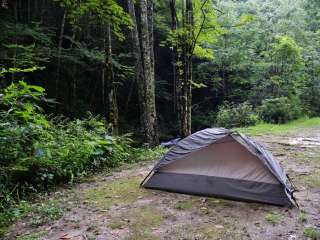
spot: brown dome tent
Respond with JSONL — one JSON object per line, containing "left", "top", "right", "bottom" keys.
{"left": 141, "top": 128, "right": 297, "bottom": 206}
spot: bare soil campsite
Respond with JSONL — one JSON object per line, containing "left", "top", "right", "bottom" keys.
{"left": 6, "top": 122, "right": 320, "bottom": 240}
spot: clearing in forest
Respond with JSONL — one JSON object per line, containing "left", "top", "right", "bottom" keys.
{"left": 6, "top": 124, "right": 320, "bottom": 240}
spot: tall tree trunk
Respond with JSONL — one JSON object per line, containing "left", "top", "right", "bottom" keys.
{"left": 179, "top": 0, "right": 193, "bottom": 137}
{"left": 12, "top": 0, "right": 18, "bottom": 83}
{"left": 128, "top": 0, "right": 158, "bottom": 146}
{"left": 106, "top": 24, "right": 119, "bottom": 135}
{"left": 27, "top": 0, "right": 30, "bottom": 22}
{"left": 101, "top": 27, "right": 106, "bottom": 120}
{"left": 56, "top": 8, "right": 67, "bottom": 105}
{"left": 140, "top": 0, "right": 158, "bottom": 145}
{"left": 127, "top": 0, "right": 146, "bottom": 131}
{"left": 170, "top": 0, "right": 179, "bottom": 113}
{"left": 148, "top": 0, "right": 155, "bottom": 82}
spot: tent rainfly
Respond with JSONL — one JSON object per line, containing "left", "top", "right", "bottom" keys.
{"left": 141, "top": 128, "right": 297, "bottom": 207}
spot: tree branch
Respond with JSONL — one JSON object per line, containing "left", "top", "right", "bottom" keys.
{"left": 191, "top": 0, "right": 209, "bottom": 55}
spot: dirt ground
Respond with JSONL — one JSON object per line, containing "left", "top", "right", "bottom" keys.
{"left": 6, "top": 127, "right": 320, "bottom": 240}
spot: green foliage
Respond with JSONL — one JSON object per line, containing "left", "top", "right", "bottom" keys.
{"left": 57, "top": 0, "right": 132, "bottom": 41}
{"left": 129, "top": 146, "right": 167, "bottom": 163}
{"left": 192, "top": 111, "right": 216, "bottom": 131}
{"left": 0, "top": 21, "right": 53, "bottom": 77}
{"left": 258, "top": 97, "right": 302, "bottom": 124}
{"left": 272, "top": 35, "right": 302, "bottom": 68}
{"left": 0, "top": 82, "right": 138, "bottom": 213}
{"left": 162, "top": 0, "right": 223, "bottom": 67}
{"left": 216, "top": 102, "right": 259, "bottom": 128}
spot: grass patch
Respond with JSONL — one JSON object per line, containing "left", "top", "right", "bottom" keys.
{"left": 304, "top": 170, "right": 320, "bottom": 188}
{"left": 298, "top": 211, "right": 308, "bottom": 223}
{"left": 173, "top": 198, "right": 197, "bottom": 210}
{"left": 0, "top": 200, "right": 62, "bottom": 237}
{"left": 29, "top": 202, "right": 63, "bottom": 227}
{"left": 236, "top": 117, "right": 320, "bottom": 136}
{"left": 303, "top": 227, "right": 320, "bottom": 240}
{"left": 109, "top": 217, "right": 127, "bottom": 229}
{"left": 84, "top": 177, "right": 149, "bottom": 210}
{"left": 16, "top": 230, "right": 48, "bottom": 240}
{"left": 125, "top": 206, "right": 164, "bottom": 240}
{"left": 168, "top": 221, "right": 243, "bottom": 240}
{"left": 265, "top": 213, "right": 282, "bottom": 225}
{"left": 0, "top": 201, "right": 33, "bottom": 238}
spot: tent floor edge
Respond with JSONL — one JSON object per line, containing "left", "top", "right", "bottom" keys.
{"left": 143, "top": 172, "right": 293, "bottom": 207}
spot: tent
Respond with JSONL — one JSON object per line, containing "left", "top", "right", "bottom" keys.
{"left": 141, "top": 128, "right": 297, "bottom": 206}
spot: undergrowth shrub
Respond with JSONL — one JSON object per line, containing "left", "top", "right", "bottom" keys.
{"left": 258, "top": 97, "right": 302, "bottom": 123}
{"left": 215, "top": 102, "right": 259, "bottom": 128}
{"left": 0, "top": 81, "right": 164, "bottom": 217}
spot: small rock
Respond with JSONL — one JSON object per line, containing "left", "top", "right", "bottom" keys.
{"left": 215, "top": 225, "right": 224, "bottom": 229}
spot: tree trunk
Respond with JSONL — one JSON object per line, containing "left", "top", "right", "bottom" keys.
{"left": 12, "top": 0, "right": 18, "bottom": 83}
{"left": 101, "top": 27, "right": 106, "bottom": 120}
{"left": 106, "top": 24, "right": 119, "bottom": 135}
{"left": 178, "top": 0, "right": 193, "bottom": 137}
{"left": 148, "top": 0, "right": 155, "bottom": 82}
{"left": 56, "top": 8, "right": 67, "bottom": 105}
{"left": 127, "top": 0, "right": 146, "bottom": 131}
{"left": 140, "top": 0, "right": 158, "bottom": 145}
{"left": 170, "top": 0, "right": 179, "bottom": 113}
{"left": 128, "top": 0, "right": 158, "bottom": 146}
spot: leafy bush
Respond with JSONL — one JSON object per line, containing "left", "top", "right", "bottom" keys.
{"left": 0, "top": 81, "right": 136, "bottom": 212}
{"left": 129, "top": 146, "right": 167, "bottom": 163}
{"left": 192, "top": 111, "right": 216, "bottom": 131}
{"left": 258, "top": 97, "right": 302, "bottom": 123}
{"left": 215, "top": 102, "right": 259, "bottom": 128}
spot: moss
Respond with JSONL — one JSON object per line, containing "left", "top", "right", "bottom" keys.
{"left": 303, "top": 227, "right": 320, "bottom": 240}
{"left": 84, "top": 177, "right": 149, "bottom": 210}
{"left": 265, "top": 213, "right": 282, "bottom": 225}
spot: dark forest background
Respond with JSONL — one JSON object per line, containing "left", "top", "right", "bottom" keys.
{"left": 1, "top": 0, "right": 319, "bottom": 141}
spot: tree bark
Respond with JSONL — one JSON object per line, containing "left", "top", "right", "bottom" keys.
{"left": 101, "top": 27, "right": 106, "bottom": 120}
{"left": 127, "top": 0, "right": 146, "bottom": 131}
{"left": 170, "top": 0, "right": 179, "bottom": 113}
{"left": 56, "top": 8, "right": 67, "bottom": 105}
{"left": 140, "top": 0, "right": 159, "bottom": 145}
{"left": 128, "top": 0, "right": 158, "bottom": 146}
{"left": 148, "top": 0, "right": 155, "bottom": 82}
{"left": 106, "top": 24, "right": 119, "bottom": 135}
{"left": 178, "top": 0, "right": 193, "bottom": 137}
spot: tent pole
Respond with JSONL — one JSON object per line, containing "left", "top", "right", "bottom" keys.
{"left": 140, "top": 169, "right": 154, "bottom": 187}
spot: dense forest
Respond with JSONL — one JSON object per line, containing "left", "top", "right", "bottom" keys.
{"left": 1, "top": 0, "right": 320, "bottom": 141}
{"left": 1, "top": 0, "right": 320, "bottom": 234}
